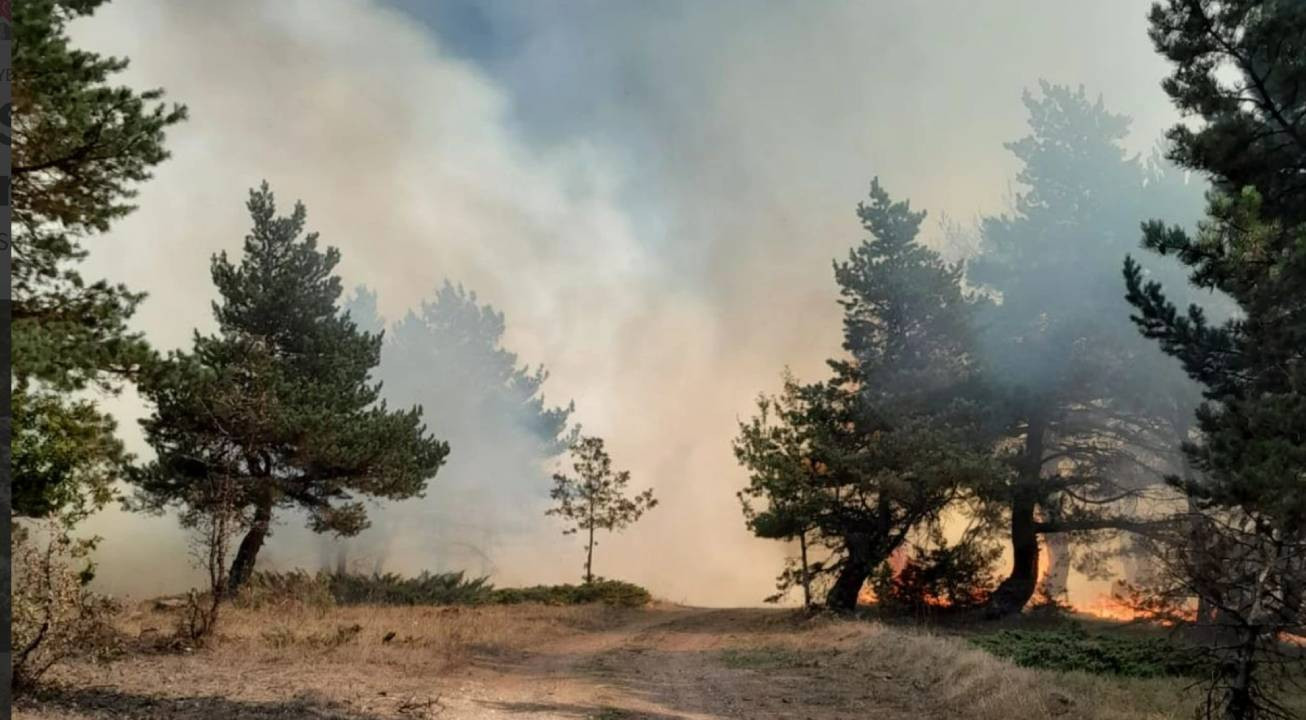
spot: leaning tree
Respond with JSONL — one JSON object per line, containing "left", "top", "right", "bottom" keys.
{"left": 737, "top": 179, "right": 994, "bottom": 612}
{"left": 131, "top": 183, "right": 449, "bottom": 593}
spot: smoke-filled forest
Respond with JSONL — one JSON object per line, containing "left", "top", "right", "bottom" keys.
{"left": 9, "top": 1, "right": 1306, "bottom": 719}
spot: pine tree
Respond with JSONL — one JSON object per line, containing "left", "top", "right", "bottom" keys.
{"left": 737, "top": 179, "right": 992, "bottom": 612}
{"left": 11, "top": 0, "right": 186, "bottom": 523}
{"left": 131, "top": 184, "right": 449, "bottom": 593}
{"left": 734, "top": 371, "right": 827, "bottom": 608}
{"left": 385, "top": 280, "right": 576, "bottom": 463}
{"left": 1124, "top": 2, "right": 1306, "bottom": 715}
{"left": 968, "top": 83, "right": 1207, "bottom": 616}
{"left": 326, "top": 282, "right": 576, "bottom": 571}
{"left": 547, "top": 435, "right": 656, "bottom": 584}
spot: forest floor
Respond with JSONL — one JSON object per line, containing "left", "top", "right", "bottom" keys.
{"left": 15, "top": 601, "right": 1229, "bottom": 720}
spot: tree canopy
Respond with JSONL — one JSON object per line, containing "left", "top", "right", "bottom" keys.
{"left": 11, "top": 0, "right": 186, "bottom": 525}
{"left": 968, "top": 82, "right": 1208, "bottom": 616}
{"left": 737, "top": 179, "right": 993, "bottom": 611}
{"left": 131, "top": 184, "right": 449, "bottom": 593}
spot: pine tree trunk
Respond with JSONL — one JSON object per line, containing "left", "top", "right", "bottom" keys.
{"left": 826, "top": 533, "right": 873, "bottom": 612}
{"left": 1043, "top": 528, "right": 1071, "bottom": 601}
{"left": 988, "top": 496, "right": 1040, "bottom": 617}
{"left": 988, "top": 410, "right": 1046, "bottom": 618}
{"left": 1224, "top": 628, "right": 1258, "bottom": 720}
{"left": 226, "top": 491, "right": 274, "bottom": 596}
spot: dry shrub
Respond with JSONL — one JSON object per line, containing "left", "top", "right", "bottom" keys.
{"left": 11, "top": 523, "right": 120, "bottom": 692}
{"left": 204, "top": 602, "right": 633, "bottom": 671}
{"left": 233, "top": 569, "right": 335, "bottom": 612}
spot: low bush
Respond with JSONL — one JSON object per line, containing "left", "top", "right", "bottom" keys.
{"left": 489, "top": 580, "right": 651, "bottom": 608}
{"left": 870, "top": 537, "right": 1000, "bottom": 615}
{"left": 328, "top": 570, "right": 495, "bottom": 606}
{"left": 234, "top": 569, "right": 336, "bottom": 610}
{"left": 11, "top": 524, "right": 120, "bottom": 691}
{"left": 237, "top": 569, "right": 650, "bottom": 608}
{"left": 968, "top": 625, "right": 1209, "bottom": 678}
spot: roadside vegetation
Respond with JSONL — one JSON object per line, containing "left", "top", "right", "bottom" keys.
{"left": 10, "top": 0, "right": 1306, "bottom": 718}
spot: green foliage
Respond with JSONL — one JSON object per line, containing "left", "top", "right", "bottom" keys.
{"left": 326, "top": 571, "right": 495, "bottom": 606}
{"left": 130, "top": 184, "right": 450, "bottom": 591}
{"left": 11, "top": 0, "right": 186, "bottom": 524}
{"left": 969, "top": 81, "right": 1207, "bottom": 616}
{"left": 11, "top": 388, "right": 125, "bottom": 526}
{"left": 736, "top": 179, "right": 993, "bottom": 612}
{"left": 236, "top": 570, "right": 650, "bottom": 608}
{"left": 1148, "top": 0, "right": 1306, "bottom": 228}
{"left": 234, "top": 570, "right": 337, "bottom": 611}
{"left": 1125, "top": 3, "right": 1306, "bottom": 716}
{"left": 969, "top": 626, "right": 1207, "bottom": 679}
{"left": 1128, "top": 190, "right": 1306, "bottom": 524}
{"left": 548, "top": 436, "right": 657, "bottom": 583}
{"left": 734, "top": 371, "right": 827, "bottom": 607}
{"left": 870, "top": 535, "right": 1001, "bottom": 614}
{"left": 488, "top": 580, "right": 652, "bottom": 608}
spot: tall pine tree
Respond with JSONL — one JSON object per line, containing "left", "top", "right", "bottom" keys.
{"left": 969, "top": 83, "right": 1207, "bottom": 616}
{"left": 12, "top": 0, "right": 186, "bottom": 524}
{"left": 737, "top": 179, "right": 992, "bottom": 612}
{"left": 132, "top": 184, "right": 449, "bottom": 593}
{"left": 1124, "top": 2, "right": 1306, "bottom": 715}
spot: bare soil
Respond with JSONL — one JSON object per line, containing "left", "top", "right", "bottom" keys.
{"left": 15, "top": 603, "right": 1199, "bottom": 720}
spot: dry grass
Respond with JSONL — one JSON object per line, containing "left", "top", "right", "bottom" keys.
{"left": 687, "top": 614, "right": 1200, "bottom": 720}
{"left": 119, "top": 599, "right": 639, "bottom": 671}
{"left": 845, "top": 624, "right": 1195, "bottom": 720}
{"left": 22, "top": 602, "right": 1305, "bottom": 719}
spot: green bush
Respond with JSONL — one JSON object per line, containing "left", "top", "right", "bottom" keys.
{"left": 968, "top": 626, "right": 1209, "bottom": 678}
{"left": 236, "top": 569, "right": 650, "bottom": 608}
{"left": 489, "top": 580, "right": 651, "bottom": 608}
{"left": 326, "top": 570, "right": 495, "bottom": 606}
{"left": 870, "top": 537, "right": 1000, "bottom": 614}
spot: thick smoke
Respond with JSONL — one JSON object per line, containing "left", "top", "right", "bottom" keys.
{"left": 72, "top": 0, "right": 1197, "bottom": 605}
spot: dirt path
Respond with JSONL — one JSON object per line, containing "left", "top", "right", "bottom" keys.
{"left": 17, "top": 606, "right": 934, "bottom": 720}
{"left": 432, "top": 607, "right": 922, "bottom": 719}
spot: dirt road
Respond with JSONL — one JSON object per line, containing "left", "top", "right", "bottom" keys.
{"left": 18, "top": 606, "right": 937, "bottom": 720}
{"left": 435, "top": 606, "right": 919, "bottom": 719}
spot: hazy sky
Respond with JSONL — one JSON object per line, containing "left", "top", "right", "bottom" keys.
{"left": 72, "top": 0, "right": 1184, "bottom": 605}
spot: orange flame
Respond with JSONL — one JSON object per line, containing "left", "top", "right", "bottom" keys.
{"left": 1069, "top": 582, "right": 1198, "bottom": 626}
{"left": 857, "top": 546, "right": 911, "bottom": 606}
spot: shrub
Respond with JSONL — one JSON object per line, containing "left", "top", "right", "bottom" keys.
{"left": 489, "top": 580, "right": 651, "bottom": 608}
{"left": 11, "top": 523, "right": 120, "bottom": 692}
{"left": 326, "top": 570, "right": 494, "bottom": 606}
{"left": 968, "top": 626, "right": 1209, "bottom": 678}
{"left": 232, "top": 569, "right": 650, "bottom": 608}
{"left": 870, "top": 538, "right": 999, "bottom": 615}
{"left": 234, "top": 569, "right": 335, "bottom": 610}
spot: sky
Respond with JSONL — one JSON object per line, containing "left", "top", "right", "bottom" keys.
{"left": 70, "top": 0, "right": 1187, "bottom": 605}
